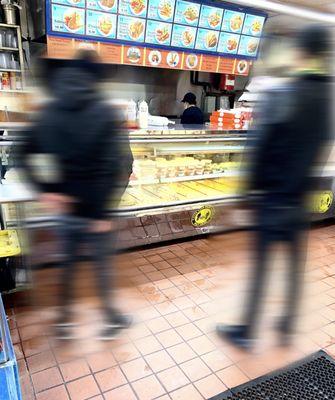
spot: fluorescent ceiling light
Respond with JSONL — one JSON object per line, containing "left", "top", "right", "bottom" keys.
{"left": 229, "top": 0, "right": 335, "bottom": 24}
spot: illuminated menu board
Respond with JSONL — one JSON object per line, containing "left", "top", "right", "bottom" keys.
{"left": 47, "top": 0, "right": 267, "bottom": 59}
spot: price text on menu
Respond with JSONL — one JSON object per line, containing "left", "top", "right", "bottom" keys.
{"left": 47, "top": 0, "right": 267, "bottom": 59}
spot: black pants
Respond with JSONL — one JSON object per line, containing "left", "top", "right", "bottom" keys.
{"left": 58, "top": 216, "right": 115, "bottom": 323}
{"left": 243, "top": 221, "right": 306, "bottom": 338}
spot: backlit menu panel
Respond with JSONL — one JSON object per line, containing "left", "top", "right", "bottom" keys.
{"left": 47, "top": 0, "right": 266, "bottom": 59}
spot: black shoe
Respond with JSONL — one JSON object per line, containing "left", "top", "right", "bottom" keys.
{"left": 53, "top": 323, "right": 77, "bottom": 341}
{"left": 106, "top": 312, "right": 133, "bottom": 329}
{"left": 276, "top": 319, "right": 294, "bottom": 347}
{"left": 216, "top": 324, "right": 254, "bottom": 352}
{"left": 97, "top": 315, "right": 132, "bottom": 341}
{"left": 96, "top": 326, "right": 121, "bottom": 341}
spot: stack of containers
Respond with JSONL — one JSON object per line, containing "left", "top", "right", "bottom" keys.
{"left": 210, "top": 108, "right": 253, "bottom": 130}
{"left": 0, "top": 295, "right": 22, "bottom": 400}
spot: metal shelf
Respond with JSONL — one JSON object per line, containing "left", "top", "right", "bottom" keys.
{"left": 0, "top": 69, "right": 21, "bottom": 72}
{"left": 0, "top": 47, "right": 19, "bottom": 51}
{"left": 129, "top": 171, "right": 240, "bottom": 186}
{"left": 0, "top": 89, "right": 28, "bottom": 93}
{"left": 0, "top": 23, "right": 20, "bottom": 29}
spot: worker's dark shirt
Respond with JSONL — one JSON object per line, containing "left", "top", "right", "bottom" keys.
{"left": 181, "top": 106, "right": 204, "bottom": 125}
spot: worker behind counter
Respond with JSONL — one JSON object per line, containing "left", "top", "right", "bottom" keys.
{"left": 180, "top": 92, "right": 204, "bottom": 125}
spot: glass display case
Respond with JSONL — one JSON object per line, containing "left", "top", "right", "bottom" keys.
{"left": 119, "top": 131, "right": 246, "bottom": 213}
{"left": 1, "top": 123, "right": 335, "bottom": 249}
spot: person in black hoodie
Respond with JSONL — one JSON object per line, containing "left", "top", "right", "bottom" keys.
{"left": 20, "top": 50, "right": 133, "bottom": 340}
{"left": 216, "top": 25, "right": 333, "bottom": 350}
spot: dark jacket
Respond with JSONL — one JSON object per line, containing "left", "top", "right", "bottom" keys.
{"left": 249, "top": 74, "right": 332, "bottom": 233}
{"left": 20, "top": 66, "right": 133, "bottom": 219}
{"left": 181, "top": 106, "right": 204, "bottom": 125}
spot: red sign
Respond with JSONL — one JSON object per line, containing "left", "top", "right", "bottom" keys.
{"left": 47, "top": 35, "right": 251, "bottom": 76}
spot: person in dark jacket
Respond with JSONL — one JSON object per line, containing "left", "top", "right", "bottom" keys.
{"left": 216, "top": 25, "right": 333, "bottom": 350}
{"left": 20, "top": 50, "right": 133, "bottom": 340}
{"left": 180, "top": 92, "right": 204, "bottom": 125}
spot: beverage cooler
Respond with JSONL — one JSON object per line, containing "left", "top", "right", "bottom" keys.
{"left": 0, "top": 295, "right": 22, "bottom": 400}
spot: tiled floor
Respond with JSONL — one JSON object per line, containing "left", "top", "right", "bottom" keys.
{"left": 5, "top": 225, "right": 335, "bottom": 400}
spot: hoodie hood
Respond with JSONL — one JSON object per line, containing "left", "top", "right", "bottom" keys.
{"left": 51, "top": 67, "right": 99, "bottom": 110}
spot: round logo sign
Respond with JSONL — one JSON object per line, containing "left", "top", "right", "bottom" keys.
{"left": 191, "top": 206, "right": 214, "bottom": 227}
{"left": 310, "top": 191, "right": 333, "bottom": 214}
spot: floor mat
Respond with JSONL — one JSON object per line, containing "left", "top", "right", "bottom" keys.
{"left": 210, "top": 350, "right": 335, "bottom": 400}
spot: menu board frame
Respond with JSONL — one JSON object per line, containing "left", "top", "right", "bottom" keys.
{"left": 46, "top": 0, "right": 267, "bottom": 60}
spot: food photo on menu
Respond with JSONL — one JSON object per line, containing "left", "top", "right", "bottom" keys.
{"left": 86, "top": 0, "right": 118, "bottom": 13}
{"left": 147, "top": 0, "right": 176, "bottom": 22}
{"left": 145, "top": 20, "right": 172, "bottom": 45}
{"left": 117, "top": 15, "right": 146, "bottom": 42}
{"left": 195, "top": 28, "right": 219, "bottom": 51}
{"left": 185, "top": 53, "right": 198, "bottom": 69}
{"left": 118, "top": 0, "right": 148, "bottom": 18}
{"left": 218, "top": 32, "right": 240, "bottom": 54}
{"left": 166, "top": 51, "right": 180, "bottom": 67}
{"left": 86, "top": 10, "right": 117, "bottom": 38}
{"left": 221, "top": 9, "right": 245, "bottom": 34}
{"left": 199, "top": 5, "right": 223, "bottom": 31}
{"left": 238, "top": 35, "right": 260, "bottom": 56}
{"left": 148, "top": 49, "right": 162, "bottom": 66}
{"left": 171, "top": 24, "right": 196, "bottom": 49}
{"left": 174, "top": 0, "right": 200, "bottom": 26}
{"left": 126, "top": 46, "right": 142, "bottom": 63}
{"left": 242, "top": 13, "right": 265, "bottom": 36}
{"left": 52, "top": 0, "right": 86, "bottom": 8}
{"left": 52, "top": 4, "right": 85, "bottom": 35}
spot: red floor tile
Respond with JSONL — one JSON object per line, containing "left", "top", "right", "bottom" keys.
{"left": 216, "top": 365, "right": 249, "bottom": 389}
{"left": 86, "top": 351, "right": 117, "bottom": 373}
{"left": 157, "top": 366, "right": 189, "bottom": 392}
{"left": 194, "top": 374, "right": 227, "bottom": 399}
{"left": 19, "top": 324, "right": 44, "bottom": 342}
{"left": 146, "top": 317, "right": 171, "bottom": 334}
{"left": 27, "top": 350, "right": 57, "bottom": 374}
{"left": 120, "top": 357, "right": 152, "bottom": 382}
{"left": 60, "top": 359, "right": 91, "bottom": 382}
{"left": 167, "top": 342, "right": 197, "bottom": 364}
{"left": 156, "top": 329, "right": 183, "bottom": 348}
{"left": 164, "top": 311, "right": 190, "bottom": 328}
{"left": 131, "top": 375, "right": 166, "bottom": 400}
{"left": 112, "top": 342, "right": 141, "bottom": 363}
{"left": 36, "top": 385, "right": 69, "bottom": 400}
{"left": 32, "top": 366, "right": 63, "bottom": 393}
{"left": 21, "top": 336, "right": 50, "bottom": 358}
{"left": 170, "top": 384, "right": 204, "bottom": 400}
{"left": 201, "top": 349, "right": 233, "bottom": 372}
{"left": 144, "top": 350, "right": 176, "bottom": 373}
{"left": 104, "top": 384, "right": 137, "bottom": 400}
{"left": 162, "top": 286, "right": 184, "bottom": 300}
{"left": 135, "top": 335, "right": 163, "bottom": 356}
{"left": 95, "top": 366, "right": 127, "bottom": 392}
{"left": 188, "top": 335, "right": 216, "bottom": 356}
{"left": 14, "top": 343, "right": 24, "bottom": 360}
{"left": 180, "top": 357, "right": 212, "bottom": 381}
{"left": 176, "top": 323, "right": 202, "bottom": 341}
{"left": 19, "top": 372, "right": 35, "bottom": 400}
{"left": 10, "top": 328, "right": 20, "bottom": 344}
{"left": 67, "top": 376, "right": 100, "bottom": 400}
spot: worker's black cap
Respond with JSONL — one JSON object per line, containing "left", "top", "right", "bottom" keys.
{"left": 296, "top": 25, "right": 331, "bottom": 56}
{"left": 181, "top": 92, "right": 197, "bottom": 104}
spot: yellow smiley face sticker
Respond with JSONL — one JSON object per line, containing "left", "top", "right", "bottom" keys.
{"left": 191, "top": 206, "right": 214, "bottom": 227}
{"left": 310, "top": 191, "right": 333, "bottom": 214}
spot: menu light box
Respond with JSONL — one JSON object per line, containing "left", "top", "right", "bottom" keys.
{"left": 46, "top": 0, "right": 267, "bottom": 60}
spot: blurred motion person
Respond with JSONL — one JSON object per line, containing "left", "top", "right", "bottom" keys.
{"left": 20, "top": 50, "right": 133, "bottom": 340}
{"left": 217, "top": 25, "right": 333, "bottom": 350}
{"left": 181, "top": 92, "right": 204, "bottom": 125}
